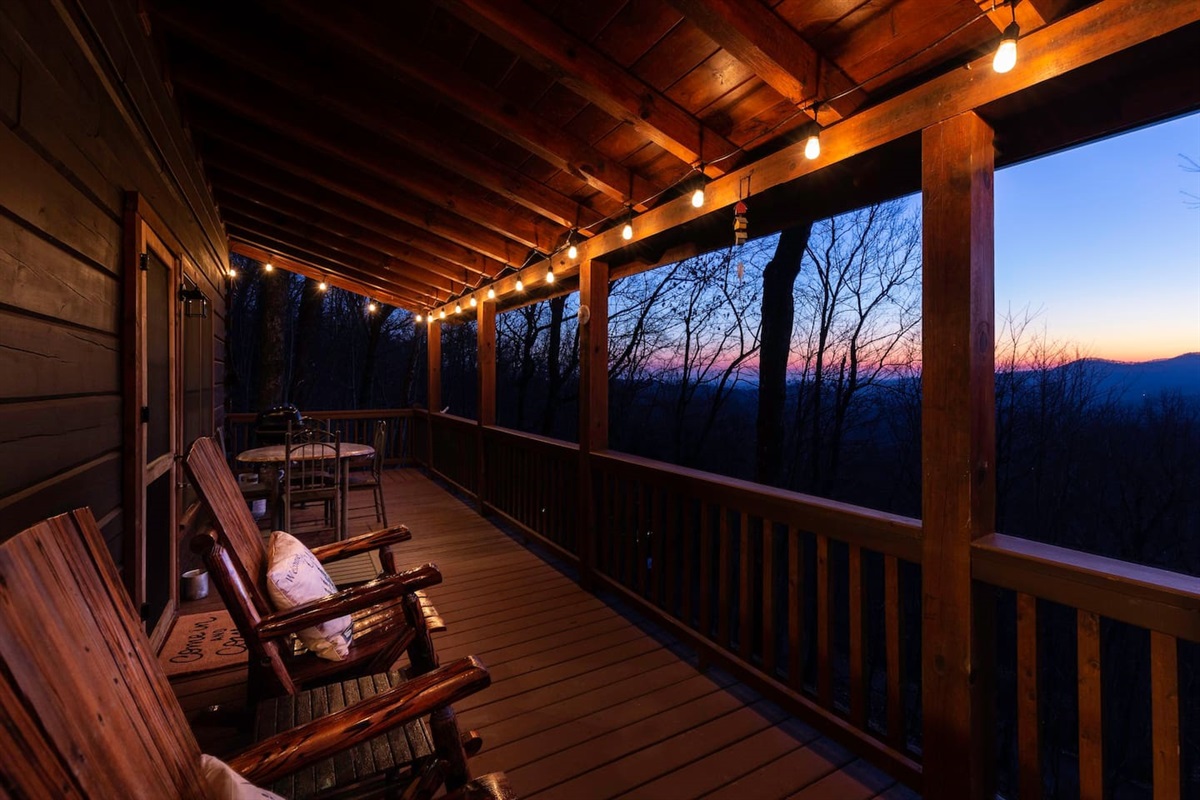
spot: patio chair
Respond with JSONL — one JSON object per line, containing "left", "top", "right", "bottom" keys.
{"left": 183, "top": 436, "right": 445, "bottom": 697}
{"left": 283, "top": 420, "right": 342, "bottom": 539}
{"left": 0, "top": 507, "right": 511, "bottom": 798}
{"left": 349, "top": 420, "right": 389, "bottom": 527}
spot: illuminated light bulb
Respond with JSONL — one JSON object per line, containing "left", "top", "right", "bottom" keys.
{"left": 415, "top": 313, "right": 423, "bottom": 322}
{"left": 367, "top": 301, "right": 377, "bottom": 313}
{"left": 318, "top": 281, "right": 328, "bottom": 291}
{"left": 567, "top": 243, "right": 578, "bottom": 259}
{"left": 439, "top": 309, "right": 446, "bottom": 319}
{"left": 622, "top": 221, "right": 633, "bottom": 240}
{"left": 516, "top": 278, "right": 524, "bottom": 291}
{"left": 804, "top": 132, "right": 820, "bottom": 160}
{"left": 228, "top": 268, "right": 237, "bottom": 278}
{"left": 993, "top": 22, "right": 1019, "bottom": 73}
{"left": 691, "top": 187, "right": 705, "bottom": 208}
{"left": 470, "top": 295, "right": 477, "bottom": 307}
{"left": 264, "top": 262, "right": 274, "bottom": 272}
{"left": 487, "top": 287, "right": 495, "bottom": 300}
{"left": 455, "top": 303, "right": 462, "bottom": 314}
{"left": 546, "top": 268, "right": 555, "bottom": 284}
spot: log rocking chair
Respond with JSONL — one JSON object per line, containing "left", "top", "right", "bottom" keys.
{"left": 184, "top": 435, "right": 444, "bottom": 697}
{"left": 0, "top": 508, "right": 513, "bottom": 799}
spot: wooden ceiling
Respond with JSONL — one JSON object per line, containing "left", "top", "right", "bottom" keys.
{"left": 143, "top": 0, "right": 1200, "bottom": 313}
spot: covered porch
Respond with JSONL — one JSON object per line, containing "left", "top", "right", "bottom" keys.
{"left": 2, "top": 0, "right": 1197, "bottom": 797}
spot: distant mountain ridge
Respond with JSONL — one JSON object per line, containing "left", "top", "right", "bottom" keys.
{"left": 1076, "top": 352, "right": 1200, "bottom": 403}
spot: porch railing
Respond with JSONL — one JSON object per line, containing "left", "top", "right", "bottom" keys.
{"left": 410, "top": 409, "right": 1197, "bottom": 797}
{"left": 225, "top": 409, "right": 416, "bottom": 465}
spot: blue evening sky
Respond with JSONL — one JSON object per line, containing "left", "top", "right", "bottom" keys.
{"left": 994, "top": 111, "right": 1200, "bottom": 362}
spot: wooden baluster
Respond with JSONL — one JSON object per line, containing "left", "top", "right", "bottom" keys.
{"left": 1077, "top": 610, "right": 1103, "bottom": 800}
{"left": 788, "top": 526, "right": 803, "bottom": 690}
{"left": 848, "top": 544, "right": 866, "bottom": 728}
{"left": 700, "top": 503, "right": 712, "bottom": 640}
{"left": 654, "top": 487, "right": 666, "bottom": 607}
{"left": 1150, "top": 631, "right": 1180, "bottom": 800}
{"left": 664, "top": 490, "right": 676, "bottom": 614}
{"left": 600, "top": 470, "right": 611, "bottom": 575}
{"left": 739, "top": 512, "right": 754, "bottom": 661}
{"left": 621, "top": 478, "right": 633, "bottom": 588}
{"left": 1016, "top": 592, "right": 1040, "bottom": 800}
{"left": 718, "top": 508, "right": 731, "bottom": 649}
{"left": 816, "top": 534, "right": 832, "bottom": 707}
{"left": 885, "top": 555, "right": 905, "bottom": 751}
{"left": 681, "top": 495, "right": 693, "bottom": 628}
{"left": 637, "top": 482, "right": 649, "bottom": 597}
{"left": 761, "top": 519, "right": 776, "bottom": 678}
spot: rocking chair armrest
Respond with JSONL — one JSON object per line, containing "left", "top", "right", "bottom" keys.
{"left": 310, "top": 524, "right": 412, "bottom": 563}
{"left": 255, "top": 563, "right": 442, "bottom": 639}
{"left": 229, "top": 656, "right": 490, "bottom": 786}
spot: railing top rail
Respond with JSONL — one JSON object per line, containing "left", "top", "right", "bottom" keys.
{"left": 482, "top": 425, "right": 580, "bottom": 454}
{"left": 593, "top": 450, "right": 922, "bottom": 562}
{"left": 973, "top": 533, "right": 1200, "bottom": 642}
{"left": 226, "top": 409, "right": 415, "bottom": 421}
{"left": 429, "top": 411, "right": 479, "bottom": 428}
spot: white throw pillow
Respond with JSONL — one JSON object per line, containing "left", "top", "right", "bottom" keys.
{"left": 200, "top": 754, "right": 285, "bottom": 800}
{"left": 264, "top": 530, "right": 353, "bottom": 661}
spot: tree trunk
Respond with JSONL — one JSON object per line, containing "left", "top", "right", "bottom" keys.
{"left": 255, "top": 268, "right": 288, "bottom": 410}
{"left": 755, "top": 223, "right": 811, "bottom": 486}
{"left": 289, "top": 277, "right": 325, "bottom": 407}
{"left": 358, "top": 303, "right": 394, "bottom": 407}
{"left": 540, "top": 295, "right": 566, "bottom": 435}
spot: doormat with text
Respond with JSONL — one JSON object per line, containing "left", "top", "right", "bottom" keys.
{"left": 159, "top": 610, "right": 249, "bottom": 677}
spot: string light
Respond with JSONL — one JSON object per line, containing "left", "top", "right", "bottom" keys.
{"left": 318, "top": 281, "right": 328, "bottom": 292}
{"left": 546, "top": 266, "right": 555, "bottom": 284}
{"left": 622, "top": 205, "right": 634, "bottom": 240}
{"left": 439, "top": 309, "right": 446, "bottom": 319}
{"left": 455, "top": 302, "right": 462, "bottom": 314}
{"left": 566, "top": 229, "right": 578, "bottom": 260}
{"left": 264, "top": 262, "right": 274, "bottom": 272}
{"left": 804, "top": 111, "right": 822, "bottom": 160}
{"left": 227, "top": 267, "right": 237, "bottom": 278}
{"left": 470, "top": 295, "right": 477, "bottom": 307}
{"left": 415, "top": 313, "right": 423, "bottom": 322}
{"left": 516, "top": 277, "right": 524, "bottom": 291}
{"left": 487, "top": 286, "right": 495, "bottom": 300}
{"left": 993, "top": 17, "right": 1019, "bottom": 73}
{"left": 367, "top": 301, "right": 377, "bottom": 313}
{"left": 690, "top": 165, "right": 706, "bottom": 208}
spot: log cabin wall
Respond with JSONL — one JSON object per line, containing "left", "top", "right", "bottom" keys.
{"left": 0, "top": 0, "right": 228, "bottom": 559}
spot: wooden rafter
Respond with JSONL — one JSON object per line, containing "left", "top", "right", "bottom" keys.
{"left": 442, "top": 0, "right": 738, "bottom": 176}
{"left": 977, "top": 0, "right": 1073, "bottom": 32}
{"left": 220, "top": 207, "right": 459, "bottom": 297}
{"left": 213, "top": 185, "right": 473, "bottom": 286}
{"left": 229, "top": 241, "right": 418, "bottom": 309}
{"left": 665, "top": 0, "right": 863, "bottom": 121}
{"left": 280, "top": 0, "right": 661, "bottom": 210}
{"left": 191, "top": 118, "right": 531, "bottom": 270}
{"left": 169, "top": 65, "right": 563, "bottom": 254}
{"left": 147, "top": 8, "right": 602, "bottom": 233}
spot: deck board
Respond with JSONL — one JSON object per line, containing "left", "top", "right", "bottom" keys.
{"left": 172, "top": 467, "right": 917, "bottom": 798}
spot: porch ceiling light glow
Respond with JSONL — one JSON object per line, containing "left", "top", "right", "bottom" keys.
{"left": 546, "top": 267, "right": 555, "bottom": 284}
{"left": 516, "top": 277, "right": 524, "bottom": 291}
{"left": 264, "top": 262, "right": 274, "bottom": 272}
{"left": 455, "top": 302, "right": 462, "bottom": 314}
{"left": 318, "top": 281, "right": 328, "bottom": 291}
{"left": 439, "top": 309, "right": 446, "bottom": 319}
{"left": 993, "top": 21, "right": 1020, "bottom": 73}
{"left": 367, "top": 301, "right": 377, "bottom": 313}
{"left": 487, "top": 286, "right": 495, "bottom": 300}
{"left": 804, "top": 130, "right": 821, "bottom": 160}
{"left": 470, "top": 295, "right": 477, "bottom": 307}
{"left": 415, "top": 313, "right": 422, "bottom": 322}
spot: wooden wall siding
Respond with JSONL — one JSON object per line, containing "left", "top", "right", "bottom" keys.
{"left": 0, "top": 0, "right": 227, "bottom": 550}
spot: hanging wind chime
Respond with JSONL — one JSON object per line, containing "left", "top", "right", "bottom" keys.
{"left": 732, "top": 175, "right": 750, "bottom": 280}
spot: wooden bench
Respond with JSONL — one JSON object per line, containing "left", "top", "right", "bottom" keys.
{"left": 0, "top": 508, "right": 512, "bottom": 798}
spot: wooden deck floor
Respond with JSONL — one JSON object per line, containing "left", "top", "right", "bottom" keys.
{"left": 174, "top": 468, "right": 919, "bottom": 799}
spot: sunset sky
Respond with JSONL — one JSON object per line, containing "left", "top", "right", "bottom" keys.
{"left": 994, "top": 111, "right": 1200, "bottom": 363}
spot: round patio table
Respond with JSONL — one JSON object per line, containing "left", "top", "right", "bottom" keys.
{"left": 236, "top": 443, "right": 374, "bottom": 539}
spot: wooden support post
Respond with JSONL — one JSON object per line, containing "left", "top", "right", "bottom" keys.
{"left": 578, "top": 258, "right": 609, "bottom": 588}
{"left": 920, "top": 110, "right": 996, "bottom": 800}
{"left": 476, "top": 299, "right": 496, "bottom": 512}
{"left": 426, "top": 321, "right": 441, "bottom": 473}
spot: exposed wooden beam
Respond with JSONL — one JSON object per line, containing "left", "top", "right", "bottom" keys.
{"left": 280, "top": 0, "right": 661, "bottom": 210}
{"left": 214, "top": 187, "right": 472, "bottom": 287}
{"left": 148, "top": 12, "right": 601, "bottom": 233}
{"left": 221, "top": 206, "right": 459, "bottom": 297}
{"left": 171, "top": 66, "right": 563, "bottom": 253}
{"left": 666, "top": 0, "right": 863, "bottom": 121}
{"left": 442, "top": 0, "right": 737, "bottom": 176}
{"left": 187, "top": 105, "right": 532, "bottom": 268}
{"left": 229, "top": 240, "right": 425, "bottom": 309}
{"left": 224, "top": 215, "right": 441, "bottom": 306}
{"left": 427, "top": 0, "right": 1200, "bottom": 317}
